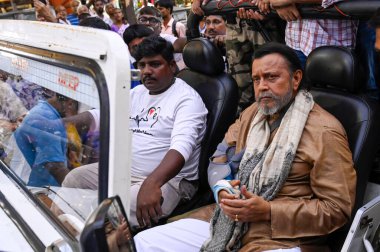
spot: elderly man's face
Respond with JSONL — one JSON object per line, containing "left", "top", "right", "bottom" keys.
{"left": 252, "top": 53, "right": 302, "bottom": 115}
{"left": 136, "top": 55, "right": 176, "bottom": 95}
{"left": 56, "top": 6, "right": 67, "bottom": 19}
{"left": 137, "top": 14, "right": 162, "bottom": 35}
{"left": 205, "top": 15, "right": 226, "bottom": 39}
{"left": 105, "top": 3, "right": 115, "bottom": 16}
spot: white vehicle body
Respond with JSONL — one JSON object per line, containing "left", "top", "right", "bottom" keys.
{"left": 0, "top": 20, "right": 132, "bottom": 251}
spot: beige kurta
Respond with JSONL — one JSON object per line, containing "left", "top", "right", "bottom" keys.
{"left": 223, "top": 102, "right": 356, "bottom": 251}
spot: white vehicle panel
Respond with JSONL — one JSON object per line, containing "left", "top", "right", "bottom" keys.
{"left": 0, "top": 169, "right": 63, "bottom": 247}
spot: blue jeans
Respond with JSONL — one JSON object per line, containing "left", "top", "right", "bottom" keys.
{"left": 357, "top": 21, "right": 377, "bottom": 91}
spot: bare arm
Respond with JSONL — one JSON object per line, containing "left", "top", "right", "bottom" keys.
{"left": 173, "top": 37, "right": 187, "bottom": 53}
{"left": 33, "top": 0, "right": 58, "bottom": 23}
{"left": 136, "top": 149, "right": 185, "bottom": 227}
{"left": 45, "top": 162, "right": 70, "bottom": 185}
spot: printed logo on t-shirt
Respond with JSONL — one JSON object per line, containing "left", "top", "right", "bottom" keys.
{"left": 130, "top": 106, "right": 161, "bottom": 136}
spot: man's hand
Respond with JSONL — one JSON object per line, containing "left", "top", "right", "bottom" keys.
{"left": 256, "top": 0, "right": 271, "bottom": 15}
{"left": 136, "top": 179, "right": 163, "bottom": 228}
{"left": 237, "top": 8, "right": 265, "bottom": 20}
{"left": 115, "top": 219, "right": 132, "bottom": 246}
{"left": 275, "top": 4, "right": 300, "bottom": 21}
{"left": 218, "top": 180, "right": 240, "bottom": 202}
{"left": 191, "top": 0, "right": 210, "bottom": 16}
{"left": 33, "top": 0, "right": 57, "bottom": 22}
{"left": 220, "top": 185, "right": 271, "bottom": 222}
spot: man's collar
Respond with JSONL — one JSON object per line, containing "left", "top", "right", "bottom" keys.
{"left": 164, "top": 17, "right": 175, "bottom": 27}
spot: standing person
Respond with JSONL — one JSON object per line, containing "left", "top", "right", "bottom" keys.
{"left": 204, "top": 15, "right": 227, "bottom": 55}
{"left": 55, "top": 5, "right": 71, "bottom": 24}
{"left": 130, "top": 36, "right": 207, "bottom": 228}
{"left": 93, "top": 0, "right": 113, "bottom": 26}
{"left": 66, "top": 0, "right": 80, "bottom": 25}
{"left": 134, "top": 42, "right": 356, "bottom": 251}
{"left": 123, "top": 24, "right": 154, "bottom": 62}
{"left": 155, "top": 0, "right": 186, "bottom": 38}
{"left": 110, "top": 8, "right": 129, "bottom": 36}
{"left": 238, "top": 0, "right": 358, "bottom": 68}
{"left": 137, "top": 6, "right": 187, "bottom": 70}
{"left": 192, "top": 0, "right": 265, "bottom": 114}
{"left": 105, "top": 2, "right": 115, "bottom": 22}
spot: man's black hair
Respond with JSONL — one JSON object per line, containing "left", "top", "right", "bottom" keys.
{"left": 134, "top": 36, "right": 174, "bottom": 63}
{"left": 253, "top": 42, "right": 302, "bottom": 72}
{"left": 123, "top": 24, "right": 154, "bottom": 46}
{"left": 253, "top": 42, "right": 306, "bottom": 89}
{"left": 138, "top": 6, "right": 162, "bottom": 18}
{"left": 79, "top": 16, "right": 111, "bottom": 30}
{"left": 154, "top": 0, "right": 174, "bottom": 14}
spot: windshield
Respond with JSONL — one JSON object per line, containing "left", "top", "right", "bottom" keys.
{"left": 0, "top": 49, "right": 103, "bottom": 244}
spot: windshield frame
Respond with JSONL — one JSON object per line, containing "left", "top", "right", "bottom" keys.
{"left": 0, "top": 40, "right": 110, "bottom": 250}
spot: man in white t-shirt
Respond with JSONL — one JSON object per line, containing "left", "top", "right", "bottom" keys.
{"left": 130, "top": 36, "right": 207, "bottom": 228}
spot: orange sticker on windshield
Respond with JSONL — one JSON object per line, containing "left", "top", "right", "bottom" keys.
{"left": 11, "top": 57, "right": 28, "bottom": 71}
{"left": 58, "top": 71, "right": 79, "bottom": 91}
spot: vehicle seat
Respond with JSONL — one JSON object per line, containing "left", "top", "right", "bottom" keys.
{"left": 171, "top": 38, "right": 239, "bottom": 215}
{"left": 306, "top": 46, "right": 380, "bottom": 250}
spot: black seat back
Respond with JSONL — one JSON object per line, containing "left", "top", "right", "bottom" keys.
{"left": 306, "top": 46, "right": 380, "bottom": 250}
{"left": 173, "top": 38, "right": 239, "bottom": 213}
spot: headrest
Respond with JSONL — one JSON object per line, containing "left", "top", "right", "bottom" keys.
{"left": 183, "top": 38, "right": 225, "bottom": 75}
{"left": 305, "top": 46, "right": 364, "bottom": 93}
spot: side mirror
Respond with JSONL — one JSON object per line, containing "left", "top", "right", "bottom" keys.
{"left": 80, "top": 196, "right": 136, "bottom": 252}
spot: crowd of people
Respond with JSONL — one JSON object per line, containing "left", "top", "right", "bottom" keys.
{"left": 2, "top": 0, "right": 380, "bottom": 251}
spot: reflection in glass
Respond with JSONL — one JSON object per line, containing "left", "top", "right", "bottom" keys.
{"left": 0, "top": 68, "right": 101, "bottom": 241}
{"left": 106, "top": 200, "right": 135, "bottom": 251}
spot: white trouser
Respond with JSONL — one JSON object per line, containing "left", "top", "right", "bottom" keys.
{"left": 134, "top": 218, "right": 301, "bottom": 252}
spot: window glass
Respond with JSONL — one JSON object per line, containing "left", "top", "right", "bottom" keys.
{"left": 0, "top": 50, "right": 102, "bottom": 241}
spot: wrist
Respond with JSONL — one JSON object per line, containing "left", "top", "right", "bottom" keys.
{"left": 144, "top": 176, "right": 163, "bottom": 188}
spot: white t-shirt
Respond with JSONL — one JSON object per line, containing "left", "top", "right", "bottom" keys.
{"left": 130, "top": 78, "right": 207, "bottom": 180}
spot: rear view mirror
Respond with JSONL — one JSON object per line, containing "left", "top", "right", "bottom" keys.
{"left": 80, "top": 196, "right": 136, "bottom": 252}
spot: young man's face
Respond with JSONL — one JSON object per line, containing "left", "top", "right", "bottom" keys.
{"left": 252, "top": 53, "right": 302, "bottom": 115}
{"left": 94, "top": 0, "right": 104, "bottom": 15}
{"left": 136, "top": 55, "right": 176, "bottom": 95}
{"left": 156, "top": 4, "right": 170, "bottom": 19}
{"left": 205, "top": 15, "right": 226, "bottom": 39}
{"left": 128, "top": 37, "right": 145, "bottom": 58}
{"left": 137, "top": 14, "right": 162, "bottom": 35}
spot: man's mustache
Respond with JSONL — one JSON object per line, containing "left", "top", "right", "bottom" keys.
{"left": 258, "top": 92, "right": 276, "bottom": 101}
{"left": 143, "top": 76, "right": 157, "bottom": 82}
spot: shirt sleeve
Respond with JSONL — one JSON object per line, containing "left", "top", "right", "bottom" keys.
{"left": 170, "top": 92, "right": 207, "bottom": 161}
{"left": 269, "top": 124, "right": 356, "bottom": 238}
{"left": 177, "top": 22, "right": 187, "bottom": 38}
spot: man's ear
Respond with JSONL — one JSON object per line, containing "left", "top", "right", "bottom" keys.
{"left": 169, "top": 60, "right": 178, "bottom": 74}
{"left": 292, "top": 69, "right": 303, "bottom": 92}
